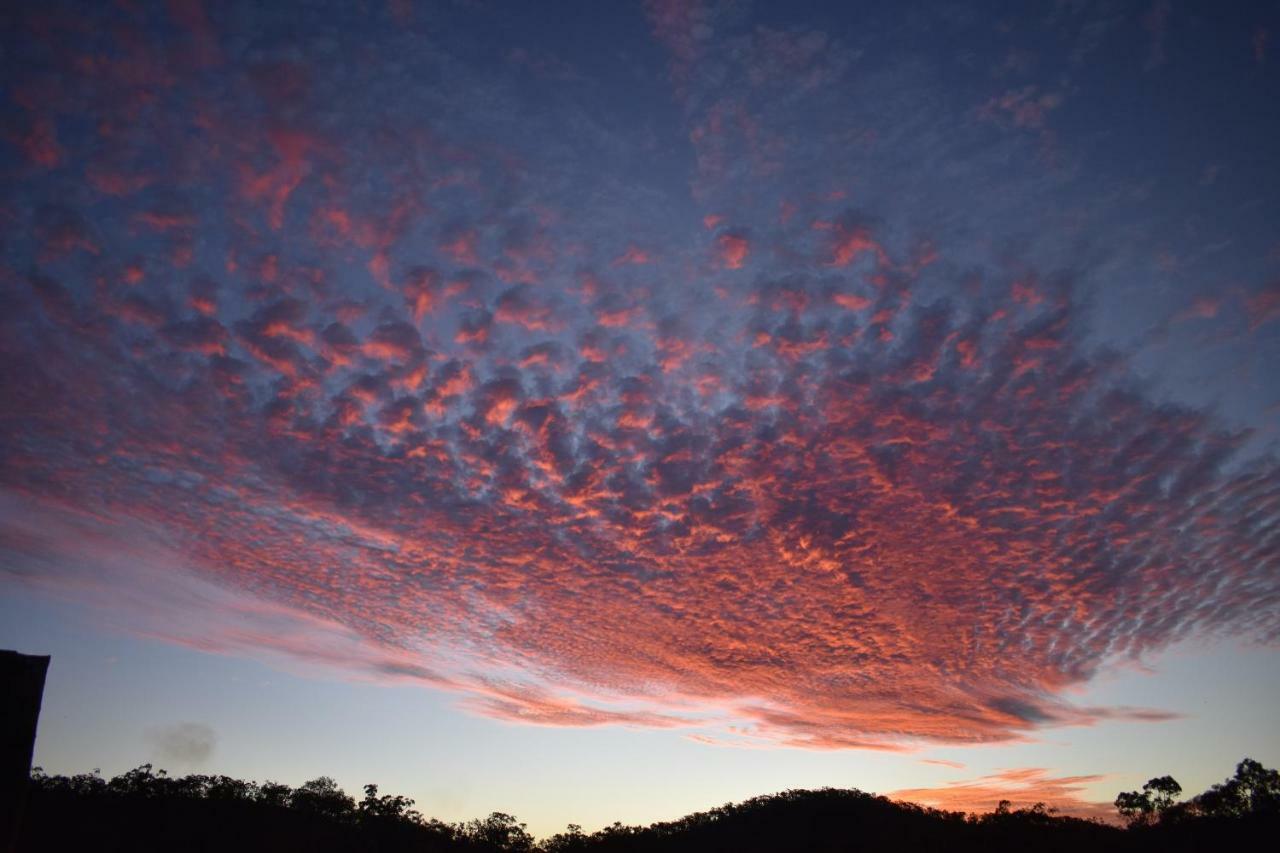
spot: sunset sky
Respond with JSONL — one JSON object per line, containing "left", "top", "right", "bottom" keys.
{"left": 2, "top": 0, "right": 1278, "bottom": 839}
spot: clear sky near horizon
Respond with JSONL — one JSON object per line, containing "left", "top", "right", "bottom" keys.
{"left": 1, "top": 0, "right": 1278, "bottom": 839}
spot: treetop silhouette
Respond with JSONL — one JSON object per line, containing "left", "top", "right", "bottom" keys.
{"left": 15, "top": 757, "right": 1278, "bottom": 851}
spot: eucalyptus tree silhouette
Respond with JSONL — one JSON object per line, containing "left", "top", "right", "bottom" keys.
{"left": 1115, "top": 776, "right": 1182, "bottom": 826}
{"left": 463, "top": 812, "right": 536, "bottom": 852}
{"left": 288, "top": 776, "right": 355, "bottom": 822}
{"left": 1191, "top": 758, "right": 1280, "bottom": 818}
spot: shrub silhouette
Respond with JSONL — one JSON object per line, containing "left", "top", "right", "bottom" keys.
{"left": 15, "top": 757, "right": 1278, "bottom": 852}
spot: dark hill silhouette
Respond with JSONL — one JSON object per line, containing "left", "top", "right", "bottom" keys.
{"left": 14, "top": 758, "right": 1278, "bottom": 852}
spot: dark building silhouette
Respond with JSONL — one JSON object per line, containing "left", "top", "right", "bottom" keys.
{"left": 1, "top": 650, "right": 49, "bottom": 852}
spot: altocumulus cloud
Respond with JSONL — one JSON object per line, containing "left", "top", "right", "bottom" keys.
{"left": 0, "top": 0, "right": 1278, "bottom": 752}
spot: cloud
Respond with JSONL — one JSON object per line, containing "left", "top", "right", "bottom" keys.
{"left": 1172, "top": 296, "right": 1220, "bottom": 324}
{"left": 1245, "top": 281, "right": 1280, "bottom": 331}
{"left": 889, "top": 767, "right": 1115, "bottom": 822}
{"left": 146, "top": 723, "right": 217, "bottom": 767}
{"left": 714, "top": 231, "right": 751, "bottom": 269}
{"left": 978, "top": 87, "right": 1064, "bottom": 131}
{"left": 920, "top": 758, "right": 966, "bottom": 769}
{"left": 1, "top": 0, "right": 1277, "bottom": 755}
{"left": 1142, "top": 1, "right": 1171, "bottom": 71}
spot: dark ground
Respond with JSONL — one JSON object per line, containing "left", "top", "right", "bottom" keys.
{"left": 14, "top": 765, "right": 1279, "bottom": 852}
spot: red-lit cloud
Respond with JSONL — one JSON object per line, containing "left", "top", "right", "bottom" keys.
{"left": 5, "top": 195, "right": 1273, "bottom": 748}
{"left": 2, "top": 0, "right": 1278, "bottom": 757}
{"left": 715, "top": 231, "right": 750, "bottom": 269}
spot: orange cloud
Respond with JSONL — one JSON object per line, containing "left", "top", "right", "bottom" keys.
{"left": 890, "top": 768, "right": 1116, "bottom": 823}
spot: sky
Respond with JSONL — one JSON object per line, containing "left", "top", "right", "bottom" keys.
{"left": 1, "top": 0, "right": 1278, "bottom": 839}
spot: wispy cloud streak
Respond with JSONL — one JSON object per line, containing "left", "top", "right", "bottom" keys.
{"left": 890, "top": 767, "right": 1116, "bottom": 822}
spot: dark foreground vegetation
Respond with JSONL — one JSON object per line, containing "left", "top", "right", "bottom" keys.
{"left": 15, "top": 757, "right": 1277, "bottom": 852}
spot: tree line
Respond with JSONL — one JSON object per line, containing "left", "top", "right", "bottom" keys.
{"left": 1113, "top": 758, "right": 1280, "bottom": 826}
{"left": 16, "top": 756, "right": 1278, "bottom": 851}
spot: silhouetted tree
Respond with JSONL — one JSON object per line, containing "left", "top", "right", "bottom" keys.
{"left": 359, "top": 783, "right": 423, "bottom": 824}
{"left": 288, "top": 776, "right": 356, "bottom": 822}
{"left": 1115, "top": 775, "right": 1182, "bottom": 826}
{"left": 542, "top": 823, "right": 590, "bottom": 853}
{"left": 257, "top": 780, "right": 292, "bottom": 807}
{"left": 206, "top": 774, "right": 258, "bottom": 801}
{"left": 105, "top": 763, "right": 166, "bottom": 798}
{"left": 463, "top": 811, "right": 535, "bottom": 851}
{"left": 1191, "top": 758, "right": 1280, "bottom": 818}
{"left": 18, "top": 757, "right": 1280, "bottom": 852}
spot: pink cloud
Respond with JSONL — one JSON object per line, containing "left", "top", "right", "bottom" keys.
{"left": 1, "top": 5, "right": 1276, "bottom": 760}
{"left": 613, "top": 246, "right": 654, "bottom": 266}
{"left": 1245, "top": 280, "right": 1280, "bottom": 330}
{"left": 890, "top": 768, "right": 1116, "bottom": 823}
{"left": 715, "top": 232, "right": 750, "bottom": 269}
